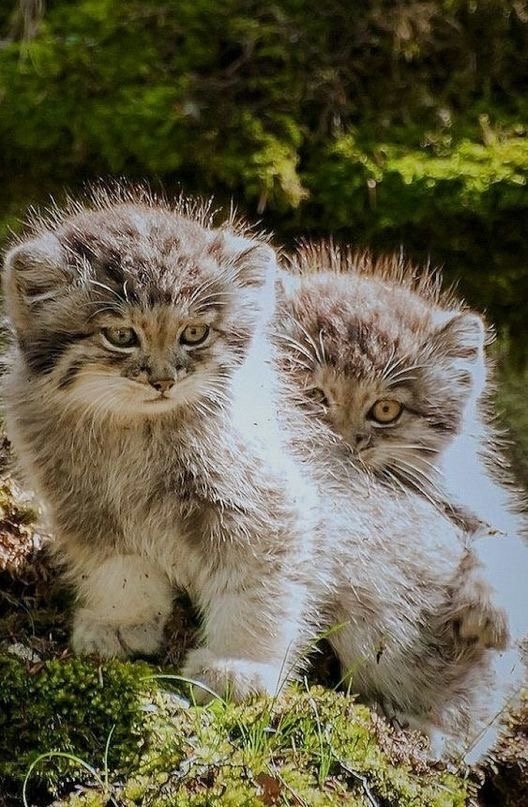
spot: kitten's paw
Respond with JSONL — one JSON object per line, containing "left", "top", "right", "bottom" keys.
{"left": 450, "top": 548, "right": 511, "bottom": 650}
{"left": 72, "top": 609, "right": 165, "bottom": 658}
{"left": 376, "top": 700, "right": 412, "bottom": 731}
{"left": 181, "top": 648, "right": 282, "bottom": 704}
{"left": 456, "top": 602, "right": 509, "bottom": 650}
{"left": 452, "top": 572, "right": 510, "bottom": 650}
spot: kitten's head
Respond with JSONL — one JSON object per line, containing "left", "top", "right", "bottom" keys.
{"left": 3, "top": 192, "right": 275, "bottom": 418}
{"left": 277, "top": 266, "right": 488, "bottom": 489}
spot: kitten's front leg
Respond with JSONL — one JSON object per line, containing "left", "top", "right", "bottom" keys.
{"left": 447, "top": 545, "right": 509, "bottom": 650}
{"left": 182, "top": 569, "right": 308, "bottom": 703}
{"left": 71, "top": 553, "right": 173, "bottom": 658}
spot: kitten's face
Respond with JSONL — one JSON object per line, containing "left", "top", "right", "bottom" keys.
{"left": 4, "top": 203, "right": 274, "bottom": 418}
{"left": 279, "top": 272, "right": 485, "bottom": 489}
{"left": 54, "top": 302, "right": 232, "bottom": 416}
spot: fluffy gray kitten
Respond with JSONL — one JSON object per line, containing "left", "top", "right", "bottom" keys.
{"left": 278, "top": 243, "right": 528, "bottom": 648}
{"left": 273, "top": 338, "right": 524, "bottom": 764}
{"left": 2, "top": 189, "right": 324, "bottom": 700}
{"left": 2, "top": 193, "right": 522, "bottom": 763}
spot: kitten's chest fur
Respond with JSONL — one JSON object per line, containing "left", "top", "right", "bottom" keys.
{"left": 26, "top": 408, "right": 247, "bottom": 548}
{"left": 18, "top": 397, "right": 299, "bottom": 586}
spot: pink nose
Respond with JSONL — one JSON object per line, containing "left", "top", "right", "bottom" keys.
{"left": 150, "top": 377, "right": 175, "bottom": 394}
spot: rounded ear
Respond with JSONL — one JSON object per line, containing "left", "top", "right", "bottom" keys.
{"left": 4, "top": 235, "right": 68, "bottom": 298}
{"left": 433, "top": 312, "right": 486, "bottom": 361}
{"left": 208, "top": 231, "right": 277, "bottom": 288}
{"left": 3, "top": 235, "right": 72, "bottom": 330}
{"left": 207, "top": 232, "right": 278, "bottom": 325}
{"left": 233, "top": 242, "right": 277, "bottom": 289}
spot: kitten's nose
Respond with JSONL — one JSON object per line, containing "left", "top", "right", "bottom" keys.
{"left": 354, "top": 432, "right": 372, "bottom": 451}
{"left": 149, "top": 377, "right": 175, "bottom": 394}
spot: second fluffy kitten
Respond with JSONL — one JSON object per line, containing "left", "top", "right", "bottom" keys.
{"left": 277, "top": 243, "right": 528, "bottom": 647}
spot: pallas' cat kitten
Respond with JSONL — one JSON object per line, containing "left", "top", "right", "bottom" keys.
{"left": 271, "top": 280, "right": 524, "bottom": 763}
{"left": 278, "top": 243, "right": 528, "bottom": 647}
{"left": 2, "top": 188, "right": 323, "bottom": 700}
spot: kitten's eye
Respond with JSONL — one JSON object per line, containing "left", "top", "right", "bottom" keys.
{"left": 101, "top": 327, "right": 139, "bottom": 350}
{"left": 180, "top": 323, "right": 210, "bottom": 346}
{"left": 368, "top": 399, "right": 403, "bottom": 424}
{"left": 306, "top": 387, "right": 330, "bottom": 407}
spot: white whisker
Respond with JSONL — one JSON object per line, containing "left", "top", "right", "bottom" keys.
{"left": 87, "top": 305, "right": 126, "bottom": 320}
{"left": 87, "top": 279, "right": 125, "bottom": 302}
{"left": 284, "top": 355, "right": 315, "bottom": 373}
{"left": 294, "top": 320, "right": 326, "bottom": 366}
{"left": 192, "top": 291, "right": 237, "bottom": 315}
{"left": 381, "top": 467, "right": 410, "bottom": 499}
{"left": 386, "top": 443, "right": 438, "bottom": 453}
{"left": 389, "top": 458, "right": 445, "bottom": 507}
{"left": 278, "top": 333, "right": 317, "bottom": 365}
{"left": 385, "top": 363, "right": 429, "bottom": 386}
{"left": 380, "top": 352, "right": 418, "bottom": 382}
{"left": 380, "top": 347, "right": 399, "bottom": 381}
{"left": 317, "top": 329, "right": 327, "bottom": 363}
{"left": 385, "top": 445, "right": 443, "bottom": 475}
{"left": 186, "top": 275, "right": 228, "bottom": 310}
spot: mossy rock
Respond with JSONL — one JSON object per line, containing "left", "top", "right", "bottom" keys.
{"left": 0, "top": 654, "right": 476, "bottom": 806}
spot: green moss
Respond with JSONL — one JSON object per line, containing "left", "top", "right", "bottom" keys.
{"left": 0, "top": 655, "right": 160, "bottom": 802}
{"left": 0, "top": 657, "right": 473, "bottom": 806}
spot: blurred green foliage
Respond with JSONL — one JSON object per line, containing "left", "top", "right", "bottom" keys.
{"left": 0, "top": 0, "right": 527, "bottom": 471}
{"left": 0, "top": 2, "right": 527, "bottom": 325}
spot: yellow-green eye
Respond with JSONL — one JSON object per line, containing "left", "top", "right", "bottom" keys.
{"left": 102, "top": 326, "right": 138, "bottom": 350}
{"left": 180, "top": 323, "right": 210, "bottom": 346}
{"left": 368, "top": 399, "right": 403, "bottom": 424}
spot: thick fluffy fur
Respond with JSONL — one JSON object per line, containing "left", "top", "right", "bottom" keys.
{"left": 276, "top": 356, "right": 524, "bottom": 763}
{"left": 2, "top": 196, "right": 523, "bottom": 763}
{"left": 281, "top": 245, "right": 524, "bottom": 527}
{"left": 278, "top": 243, "right": 528, "bottom": 647}
{"left": 2, "top": 191, "right": 322, "bottom": 700}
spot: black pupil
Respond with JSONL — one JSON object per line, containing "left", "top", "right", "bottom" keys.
{"left": 183, "top": 325, "right": 207, "bottom": 343}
